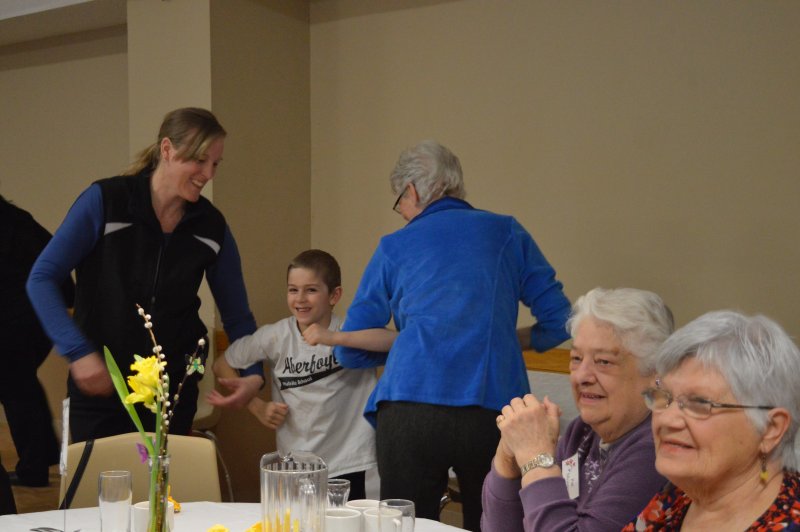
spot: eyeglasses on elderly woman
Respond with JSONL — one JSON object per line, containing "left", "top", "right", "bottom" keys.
{"left": 393, "top": 185, "right": 409, "bottom": 213}
{"left": 642, "top": 386, "right": 774, "bottom": 420}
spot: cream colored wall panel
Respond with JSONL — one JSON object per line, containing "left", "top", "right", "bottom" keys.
{"left": 0, "top": 30, "right": 128, "bottom": 230}
{"left": 211, "top": 0, "right": 311, "bottom": 326}
{"left": 0, "top": 28, "right": 128, "bottom": 428}
{"left": 127, "top": 0, "right": 213, "bottom": 157}
{"left": 209, "top": 0, "right": 310, "bottom": 503}
{"left": 311, "top": 0, "right": 800, "bottom": 336}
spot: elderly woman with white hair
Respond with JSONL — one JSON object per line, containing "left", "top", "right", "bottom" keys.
{"left": 334, "top": 140, "right": 571, "bottom": 531}
{"left": 482, "top": 287, "right": 673, "bottom": 531}
{"left": 623, "top": 311, "right": 800, "bottom": 531}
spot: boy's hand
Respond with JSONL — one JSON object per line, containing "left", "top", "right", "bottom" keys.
{"left": 302, "top": 323, "right": 335, "bottom": 346}
{"left": 207, "top": 374, "right": 264, "bottom": 409}
{"left": 248, "top": 398, "right": 289, "bottom": 430}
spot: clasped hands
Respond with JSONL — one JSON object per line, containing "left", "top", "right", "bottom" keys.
{"left": 494, "top": 394, "right": 562, "bottom": 484}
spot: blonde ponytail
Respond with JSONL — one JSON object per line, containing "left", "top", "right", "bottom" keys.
{"left": 123, "top": 142, "right": 160, "bottom": 176}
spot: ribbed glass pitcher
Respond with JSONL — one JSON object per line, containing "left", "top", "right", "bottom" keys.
{"left": 261, "top": 451, "right": 327, "bottom": 532}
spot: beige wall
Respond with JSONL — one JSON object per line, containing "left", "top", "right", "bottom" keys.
{"left": 2, "top": 0, "right": 799, "bottom": 504}
{"left": 0, "top": 0, "right": 310, "bottom": 502}
{"left": 0, "top": 25, "right": 129, "bottom": 435}
{"left": 211, "top": 0, "right": 311, "bottom": 326}
{"left": 210, "top": 0, "right": 311, "bottom": 502}
{"left": 309, "top": 0, "right": 800, "bottom": 337}
{"left": 0, "top": 27, "right": 129, "bottom": 230}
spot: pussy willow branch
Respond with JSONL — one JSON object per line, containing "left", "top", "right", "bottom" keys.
{"left": 135, "top": 304, "right": 205, "bottom": 457}
{"left": 165, "top": 342, "right": 205, "bottom": 439}
{"left": 136, "top": 304, "right": 172, "bottom": 455}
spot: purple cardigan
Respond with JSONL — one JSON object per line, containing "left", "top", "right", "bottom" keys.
{"left": 481, "top": 415, "right": 666, "bottom": 532}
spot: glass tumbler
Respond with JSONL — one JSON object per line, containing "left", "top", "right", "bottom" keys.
{"left": 327, "top": 478, "right": 351, "bottom": 508}
{"left": 98, "top": 470, "right": 132, "bottom": 532}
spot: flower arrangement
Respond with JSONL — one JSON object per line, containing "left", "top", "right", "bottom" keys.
{"left": 104, "top": 304, "right": 206, "bottom": 532}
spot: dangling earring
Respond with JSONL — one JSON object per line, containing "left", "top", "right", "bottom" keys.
{"left": 759, "top": 452, "right": 769, "bottom": 483}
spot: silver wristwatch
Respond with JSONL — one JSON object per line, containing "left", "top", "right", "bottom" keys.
{"left": 520, "top": 453, "right": 555, "bottom": 476}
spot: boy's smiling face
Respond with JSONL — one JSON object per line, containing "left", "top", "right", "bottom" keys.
{"left": 287, "top": 267, "right": 342, "bottom": 332}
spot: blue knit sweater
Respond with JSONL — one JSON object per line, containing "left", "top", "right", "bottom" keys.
{"left": 335, "top": 197, "right": 571, "bottom": 425}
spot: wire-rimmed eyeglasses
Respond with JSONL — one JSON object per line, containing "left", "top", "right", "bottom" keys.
{"left": 642, "top": 387, "right": 774, "bottom": 420}
{"left": 393, "top": 185, "right": 409, "bottom": 213}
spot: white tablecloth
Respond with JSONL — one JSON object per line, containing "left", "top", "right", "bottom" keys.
{"left": 0, "top": 501, "right": 465, "bottom": 531}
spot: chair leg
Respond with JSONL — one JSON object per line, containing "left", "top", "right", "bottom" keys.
{"left": 192, "top": 429, "right": 234, "bottom": 502}
{"left": 438, "top": 492, "right": 451, "bottom": 517}
{"left": 439, "top": 471, "right": 461, "bottom": 519}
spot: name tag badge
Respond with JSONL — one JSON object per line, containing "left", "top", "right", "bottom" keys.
{"left": 562, "top": 452, "right": 580, "bottom": 499}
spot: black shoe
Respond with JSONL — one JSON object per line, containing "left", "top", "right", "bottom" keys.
{"left": 8, "top": 471, "right": 49, "bottom": 488}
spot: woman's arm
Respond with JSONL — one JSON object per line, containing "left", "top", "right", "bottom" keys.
{"left": 303, "top": 323, "right": 397, "bottom": 352}
{"left": 334, "top": 246, "right": 394, "bottom": 368}
{"left": 481, "top": 462, "right": 526, "bottom": 532}
{"left": 207, "top": 224, "right": 258, "bottom": 342}
{"left": 207, "top": 224, "right": 260, "bottom": 382}
{"left": 26, "top": 185, "right": 103, "bottom": 361}
{"left": 513, "top": 220, "right": 572, "bottom": 352}
{"left": 520, "top": 419, "right": 666, "bottom": 532}
{"left": 26, "top": 184, "right": 114, "bottom": 396}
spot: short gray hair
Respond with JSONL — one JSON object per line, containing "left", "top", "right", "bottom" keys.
{"left": 654, "top": 310, "right": 800, "bottom": 471}
{"left": 567, "top": 287, "right": 674, "bottom": 375}
{"left": 389, "top": 140, "right": 466, "bottom": 207}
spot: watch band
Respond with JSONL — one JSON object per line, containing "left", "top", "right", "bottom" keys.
{"left": 520, "top": 453, "right": 555, "bottom": 476}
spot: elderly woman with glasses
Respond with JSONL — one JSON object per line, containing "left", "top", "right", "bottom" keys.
{"left": 482, "top": 287, "right": 673, "bottom": 532}
{"left": 623, "top": 310, "right": 800, "bottom": 531}
{"left": 333, "top": 140, "right": 571, "bottom": 531}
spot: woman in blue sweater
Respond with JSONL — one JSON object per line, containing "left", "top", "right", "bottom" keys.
{"left": 335, "top": 140, "right": 571, "bottom": 531}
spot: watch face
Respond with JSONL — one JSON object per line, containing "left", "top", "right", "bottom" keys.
{"left": 537, "top": 453, "right": 555, "bottom": 468}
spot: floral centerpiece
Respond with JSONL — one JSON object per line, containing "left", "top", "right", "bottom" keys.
{"left": 104, "top": 305, "right": 206, "bottom": 532}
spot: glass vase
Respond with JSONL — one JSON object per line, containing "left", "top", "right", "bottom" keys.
{"left": 147, "top": 453, "right": 171, "bottom": 532}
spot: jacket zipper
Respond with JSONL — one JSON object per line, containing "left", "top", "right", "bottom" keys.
{"left": 149, "top": 243, "right": 163, "bottom": 311}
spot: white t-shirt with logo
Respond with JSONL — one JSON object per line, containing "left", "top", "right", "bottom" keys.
{"left": 224, "top": 314, "right": 377, "bottom": 476}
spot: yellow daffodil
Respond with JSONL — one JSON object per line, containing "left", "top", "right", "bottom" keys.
{"left": 104, "top": 307, "right": 210, "bottom": 532}
{"left": 131, "top": 354, "right": 166, "bottom": 382}
{"left": 124, "top": 355, "right": 166, "bottom": 413}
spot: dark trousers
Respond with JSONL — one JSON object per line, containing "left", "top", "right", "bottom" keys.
{"left": 0, "top": 335, "right": 59, "bottom": 485}
{"left": 332, "top": 470, "right": 367, "bottom": 501}
{"left": 376, "top": 402, "right": 500, "bottom": 532}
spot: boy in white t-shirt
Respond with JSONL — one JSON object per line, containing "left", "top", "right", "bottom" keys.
{"left": 209, "top": 249, "right": 381, "bottom": 497}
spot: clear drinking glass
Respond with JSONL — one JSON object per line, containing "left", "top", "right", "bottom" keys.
{"left": 377, "top": 498, "right": 414, "bottom": 532}
{"left": 327, "top": 478, "right": 351, "bottom": 507}
{"left": 98, "top": 470, "right": 132, "bottom": 532}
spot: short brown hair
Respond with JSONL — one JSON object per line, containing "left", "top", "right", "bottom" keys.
{"left": 287, "top": 249, "right": 341, "bottom": 293}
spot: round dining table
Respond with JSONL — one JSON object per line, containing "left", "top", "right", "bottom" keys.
{"left": 0, "top": 501, "right": 466, "bottom": 531}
